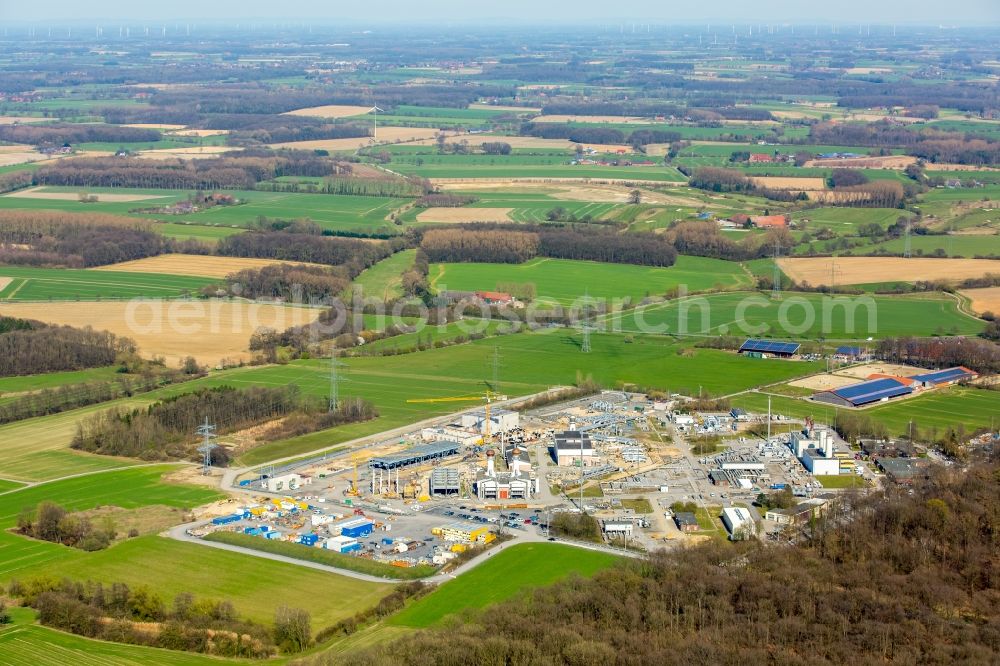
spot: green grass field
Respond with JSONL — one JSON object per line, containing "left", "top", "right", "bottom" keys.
{"left": 224, "top": 331, "right": 822, "bottom": 464}
{"left": 0, "top": 367, "right": 122, "bottom": 395}
{"left": 430, "top": 256, "right": 752, "bottom": 305}
{"left": 155, "top": 222, "right": 246, "bottom": 243}
{"left": 388, "top": 157, "right": 687, "bottom": 181}
{"left": 0, "top": 467, "right": 390, "bottom": 627}
{"left": 0, "top": 266, "right": 215, "bottom": 301}
{"left": 816, "top": 474, "right": 868, "bottom": 489}
{"left": 388, "top": 542, "right": 619, "bottom": 627}
{"left": 0, "top": 479, "right": 25, "bottom": 493}
{"left": 351, "top": 249, "right": 416, "bottom": 301}
{"left": 0, "top": 398, "right": 151, "bottom": 481}
{"left": 731, "top": 386, "right": 1000, "bottom": 439}
{"left": 608, "top": 291, "right": 982, "bottom": 340}
{"left": 0, "top": 607, "right": 225, "bottom": 666}
{"left": 167, "top": 191, "right": 407, "bottom": 234}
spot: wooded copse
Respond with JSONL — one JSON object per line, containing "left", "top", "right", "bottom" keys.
{"left": 213, "top": 263, "right": 352, "bottom": 302}
{"left": 0, "top": 210, "right": 177, "bottom": 267}
{"left": 11, "top": 577, "right": 278, "bottom": 658}
{"left": 419, "top": 226, "right": 677, "bottom": 267}
{"left": 0, "top": 317, "right": 135, "bottom": 376}
{"left": 217, "top": 230, "right": 396, "bottom": 271}
{"left": 330, "top": 453, "right": 1000, "bottom": 666}
{"left": 0, "top": 123, "right": 160, "bottom": 146}
{"left": 70, "top": 385, "right": 304, "bottom": 459}
{"left": 34, "top": 150, "right": 337, "bottom": 190}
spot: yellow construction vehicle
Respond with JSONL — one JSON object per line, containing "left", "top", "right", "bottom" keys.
{"left": 345, "top": 453, "right": 364, "bottom": 497}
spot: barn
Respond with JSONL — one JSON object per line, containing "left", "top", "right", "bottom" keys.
{"left": 812, "top": 377, "right": 913, "bottom": 408}
{"left": 738, "top": 339, "right": 800, "bottom": 359}
{"left": 909, "top": 366, "right": 977, "bottom": 388}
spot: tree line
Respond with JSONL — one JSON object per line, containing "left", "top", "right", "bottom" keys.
{"left": 34, "top": 150, "right": 335, "bottom": 190}
{"left": 0, "top": 123, "right": 160, "bottom": 146}
{"left": 211, "top": 263, "right": 351, "bottom": 302}
{"left": 217, "top": 230, "right": 396, "bottom": 272}
{"left": 876, "top": 336, "right": 1000, "bottom": 374}
{"left": 9, "top": 577, "right": 279, "bottom": 658}
{"left": 0, "top": 318, "right": 135, "bottom": 376}
{"left": 0, "top": 210, "right": 175, "bottom": 268}
{"left": 664, "top": 220, "right": 794, "bottom": 261}
{"left": 71, "top": 385, "right": 303, "bottom": 459}
{"left": 326, "top": 453, "right": 1000, "bottom": 666}
{"left": 419, "top": 225, "right": 678, "bottom": 267}
{"left": 520, "top": 122, "right": 682, "bottom": 147}
{"left": 16, "top": 501, "right": 117, "bottom": 552}
{"left": 809, "top": 121, "right": 1000, "bottom": 166}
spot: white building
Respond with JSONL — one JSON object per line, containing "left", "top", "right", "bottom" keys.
{"left": 421, "top": 426, "right": 481, "bottom": 447}
{"left": 603, "top": 521, "right": 634, "bottom": 536}
{"left": 721, "top": 507, "right": 756, "bottom": 540}
{"left": 791, "top": 429, "right": 840, "bottom": 476}
{"left": 475, "top": 474, "right": 536, "bottom": 500}
{"left": 264, "top": 473, "right": 301, "bottom": 493}
{"left": 553, "top": 428, "right": 598, "bottom": 466}
{"left": 461, "top": 408, "right": 519, "bottom": 434}
{"left": 323, "top": 535, "right": 359, "bottom": 553}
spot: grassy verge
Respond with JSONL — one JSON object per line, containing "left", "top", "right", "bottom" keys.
{"left": 203, "top": 531, "right": 438, "bottom": 580}
{"left": 815, "top": 474, "right": 868, "bottom": 489}
{"left": 388, "top": 542, "right": 619, "bottom": 627}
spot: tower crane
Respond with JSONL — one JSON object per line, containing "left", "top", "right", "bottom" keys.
{"left": 406, "top": 391, "right": 506, "bottom": 444}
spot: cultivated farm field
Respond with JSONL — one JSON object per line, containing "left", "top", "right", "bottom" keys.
{"left": 778, "top": 256, "right": 1000, "bottom": 286}
{"left": 0, "top": 300, "right": 324, "bottom": 366}
{"left": 609, "top": 291, "right": 982, "bottom": 339}
{"left": 430, "top": 256, "right": 751, "bottom": 305}
{"left": 93, "top": 253, "right": 324, "bottom": 279}
{"left": 0, "top": 266, "right": 215, "bottom": 301}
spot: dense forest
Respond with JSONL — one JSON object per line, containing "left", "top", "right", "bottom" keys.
{"left": 0, "top": 210, "right": 173, "bottom": 267}
{"left": 0, "top": 317, "right": 135, "bottom": 376}
{"left": 420, "top": 226, "right": 677, "bottom": 267}
{"left": 326, "top": 453, "right": 1000, "bottom": 666}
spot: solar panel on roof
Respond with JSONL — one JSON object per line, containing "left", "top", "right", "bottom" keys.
{"left": 911, "top": 367, "right": 973, "bottom": 384}
{"left": 832, "top": 378, "right": 912, "bottom": 405}
{"left": 740, "top": 339, "right": 800, "bottom": 354}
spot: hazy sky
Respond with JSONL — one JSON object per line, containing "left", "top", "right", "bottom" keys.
{"left": 1, "top": 0, "right": 998, "bottom": 25}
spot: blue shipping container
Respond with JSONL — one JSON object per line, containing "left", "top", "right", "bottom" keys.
{"left": 771, "top": 483, "right": 787, "bottom": 490}
{"left": 238, "top": 480, "right": 251, "bottom": 487}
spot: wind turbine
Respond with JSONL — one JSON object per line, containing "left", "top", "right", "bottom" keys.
{"left": 368, "top": 105, "right": 384, "bottom": 143}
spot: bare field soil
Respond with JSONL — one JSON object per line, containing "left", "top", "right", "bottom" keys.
{"left": 0, "top": 151, "right": 47, "bottom": 167}
{"left": 0, "top": 116, "right": 47, "bottom": 124}
{"left": 91, "top": 254, "right": 323, "bottom": 278}
{"left": 282, "top": 104, "right": 374, "bottom": 119}
{"left": 779, "top": 256, "right": 1000, "bottom": 286}
{"left": 0, "top": 301, "right": 322, "bottom": 367}
{"left": 271, "top": 127, "right": 447, "bottom": 151}
{"left": 787, "top": 374, "right": 865, "bottom": 391}
{"left": 4, "top": 187, "right": 169, "bottom": 202}
{"left": 438, "top": 135, "right": 632, "bottom": 153}
{"left": 122, "top": 123, "right": 188, "bottom": 130}
{"left": 0, "top": 277, "right": 11, "bottom": 292}
{"left": 927, "top": 163, "right": 1000, "bottom": 172}
{"left": 135, "top": 146, "right": 240, "bottom": 160}
{"left": 530, "top": 114, "right": 653, "bottom": 124}
{"left": 834, "top": 363, "right": 928, "bottom": 379}
{"left": 959, "top": 287, "right": 1000, "bottom": 315}
{"left": 804, "top": 156, "right": 916, "bottom": 169}
{"left": 416, "top": 207, "right": 513, "bottom": 223}
{"left": 167, "top": 128, "right": 230, "bottom": 137}
{"left": 439, "top": 180, "right": 701, "bottom": 206}
{"left": 468, "top": 103, "right": 541, "bottom": 113}
{"left": 750, "top": 177, "right": 827, "bottom": 190}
